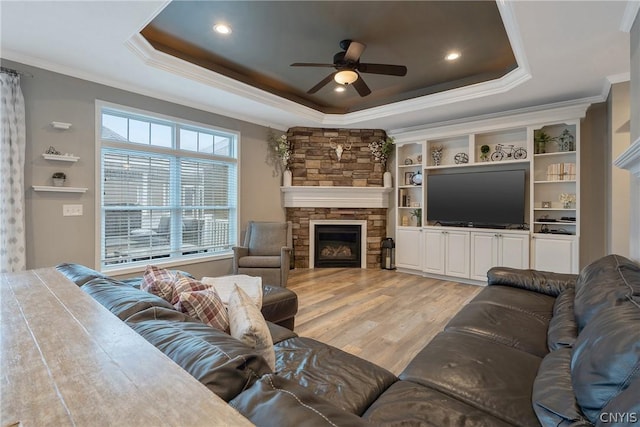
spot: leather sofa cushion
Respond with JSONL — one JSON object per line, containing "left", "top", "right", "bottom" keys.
{"left": 230, "top": 374, "right": 369, "bottom": 427}
{"left": 127, "top": 307, "right": 272, "bottom": 402}
{"left": 571, "top": 300, "right": 640, "bottom": 423}
{"left": 471, "top": 285, "right": 555, "bottom": 321}
{"left": 547, "top": 287, "right": 578, "bottom": 351}
{"left": 274, "top": 336, "right": 397, "bottom": 415}
{"left": 267, "top": 322, "right": 297, "bottom": 344}
{"left": 238, "top": 255, "right": 282, "bottom": 268}
{"left": 574, "top": 254, "right": 640, "bottom": 331}
{"left": 56, "top": 262, "right": 194, "bottom": 287}
{"left": 57, "top": 262, "right": 110, "bottom": 286}
{"left": 597, "top": 378, "right": 640, "bottom": 427}
{"left": 81, "top": 277, "right": 175, "bottom": 320}
{"left": 400, "top": 330, "right": 542, "bottom": 427}
{"left": 445, "top": 300, "right": 550, "bottom": 357}
{"left": 362, "top": 380, "right": 513, "bottom": 427}
{"left": 533, "top": 348, "right": 589, "bottom": 426}
{"left": 487, "top": 266, "right": 577, "bottom": 297}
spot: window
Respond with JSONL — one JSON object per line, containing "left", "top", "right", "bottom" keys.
{"left": 98, "top": 103, "right": 238, "bottom": 270}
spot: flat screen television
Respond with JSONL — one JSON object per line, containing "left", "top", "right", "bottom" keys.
{"left": 426, "top": 169, "right": 526, "bottom": 228}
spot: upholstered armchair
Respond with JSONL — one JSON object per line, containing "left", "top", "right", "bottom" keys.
{"left": 232, "top": 221, "right": 293, "bottom": 288}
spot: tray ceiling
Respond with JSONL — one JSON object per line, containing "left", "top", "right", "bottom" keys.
{"left": 141, "top": 1, "right": 517, "bottom": 114}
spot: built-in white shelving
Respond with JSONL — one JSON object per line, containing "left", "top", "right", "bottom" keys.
{"left": 391, "top": 102, "right": 589, "bottom": 277}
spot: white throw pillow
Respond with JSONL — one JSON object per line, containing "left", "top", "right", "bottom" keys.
{"left": 227, "top": 284, "right": 275, "bottom": 371}
{"left": 201, "top": 274, "right": 263, "bottom": 308}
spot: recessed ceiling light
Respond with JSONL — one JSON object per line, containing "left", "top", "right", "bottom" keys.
{"left": 334, "top": 86, "right": 346, "bottom": 93}
{"left": 213, "top": 24, "right": 232, "bottom": 35}
{"left": 445, "top": 52, "right": 461, "bottom": 61}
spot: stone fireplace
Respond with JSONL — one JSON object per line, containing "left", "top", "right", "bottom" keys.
{"left": 282, "top": 127, "right": 390, "bottom": 268}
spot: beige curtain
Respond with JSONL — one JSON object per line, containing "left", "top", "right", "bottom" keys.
{"left": 0, "top": 71, "right": 27, "bottom": 272}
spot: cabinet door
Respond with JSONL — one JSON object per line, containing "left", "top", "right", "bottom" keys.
{"left": 396, "top": 228, "right": 422, "bottom": 270}
{"left": 499, "top": 234, "right": 530, "bottom": 270}
{"left": 531, "top": 235, "right": 577, "bottom": 274}
{"left": 423, "top": 230, "right": 445, "bottom": 275}
{"left": 470, "top": 232, "right": 498, "bottom": 281}
{"left": 445, "top": 231, "right": 470, "bottom": 278}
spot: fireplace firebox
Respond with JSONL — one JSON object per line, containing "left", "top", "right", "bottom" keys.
{"left": 314, "top": 225, "right": 362, "bottom": 268}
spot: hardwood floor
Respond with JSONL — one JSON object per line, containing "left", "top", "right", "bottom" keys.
{"left": 287, "top": 268, "right": 482, "bottom": 375}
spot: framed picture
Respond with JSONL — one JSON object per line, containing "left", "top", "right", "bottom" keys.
{"left": 404, "top": 172, "right": 414, "bottom": 185}
{"left": 542, "top": 201, "right": 552, "bottom": 208}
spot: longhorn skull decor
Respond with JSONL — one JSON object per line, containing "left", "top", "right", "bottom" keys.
{"left": 329, "top": 138, "right": 352, "bottom": 161}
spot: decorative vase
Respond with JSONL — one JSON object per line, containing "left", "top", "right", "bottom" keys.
{"left": 282, "top": 169, "right": 292, "bottom": 187}
{"left": 431, "top": 146, "right": 443, "bottom": 166}
{"left": 383, "top": 171, "right": 392, "bottom": 188}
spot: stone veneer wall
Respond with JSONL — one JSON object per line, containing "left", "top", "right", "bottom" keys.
{"left": 288, "top": 127, "right": 386, "bottom": 186}
{"left": 286, "top": 127, "right": 388, "bottom": 268}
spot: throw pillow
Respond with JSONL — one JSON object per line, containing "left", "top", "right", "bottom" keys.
{"left": 140, "top": 265, "right": 178, "bottom": 303}
{"left": 201, "top": 275, "right": 263, "bottom": 308}
{"left": 174, "top": 288, "right": 229, "bottom": 333}
{"left": 228, "top": 284, "right": 275, "bottom": 371}
{"left": 172, "top": 276, "right": 210, "bottom": 305}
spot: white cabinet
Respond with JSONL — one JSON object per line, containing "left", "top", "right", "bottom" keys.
{"left": 395, "top": 227, "right": 423, "bottom": 270}
{"left": 531, "top": 235, "right": 578, "bottom": 274}
{"left": 423, "top": 229, "right": 445, "bottom": 274}
{"left": 470, "top": 231, "right": 529, "bottom": 281}
{"left": 423, "top": 228, "right": 469, "bottom": 278}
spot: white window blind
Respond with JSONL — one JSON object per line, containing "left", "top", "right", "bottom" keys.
{"left": 98, "top": 105, "right": 238, "bottom": 269}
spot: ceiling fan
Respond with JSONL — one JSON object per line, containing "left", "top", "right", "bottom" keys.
{"left": 291, "top": 39, "right": 407, "bottom": 97}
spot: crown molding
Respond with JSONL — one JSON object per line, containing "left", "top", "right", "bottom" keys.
{"left": 2, "top": 48, "right": 295, "bottom": 130}
{"left": 390, "top": 99, "right": 592, "bottom": 143}
{"left": 126, "top": 0, "right": 531, "bottom": 128}
{"left": 620, "top": 0, "right": 640, "bottom": 32}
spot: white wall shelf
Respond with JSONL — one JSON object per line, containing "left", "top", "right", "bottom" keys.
{"left": 42, "top": 153, "right": 80, "bottom": 162}
{"left": 33, "top": 185, "right": 88, "bottom": 193}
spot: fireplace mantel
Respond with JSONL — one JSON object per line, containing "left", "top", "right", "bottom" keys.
{"left": 614, "top": 136, "right": 640, "bottom": 178}
{"left": 281, "top": 186, "right": 392, "bottom": 208}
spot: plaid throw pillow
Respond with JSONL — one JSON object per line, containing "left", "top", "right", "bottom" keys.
{"left": 140, "top": 265, "right": 178, "bottom": 303}
{"left": 172, "top": 276, "right": 210, "bottom": 305}
{"left": 175, "top": 288, "right": 229, "bottom": 332}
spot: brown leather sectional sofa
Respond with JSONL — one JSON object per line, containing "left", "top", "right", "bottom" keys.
{"left": 57, "top": 255, "right": 640, "bottom": 426}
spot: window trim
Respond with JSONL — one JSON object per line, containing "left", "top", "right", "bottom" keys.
{"left": 95, "top": 100, "right": 241, "bottom": 274}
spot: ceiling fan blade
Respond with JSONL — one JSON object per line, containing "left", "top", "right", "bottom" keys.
{"left": 308, "top": 72, "right": 337, "bottom": 94}
{"left": 352, "top": 74, "right": 371, "bottom": 97}
{"left": 358, "top": 63, "right": 407, "bottom": 76}
{"left": 344, "top": 41, "right": 366, "bottom": 62}
{"left": 291, "top": 63, "right": 335, "bottom": 67}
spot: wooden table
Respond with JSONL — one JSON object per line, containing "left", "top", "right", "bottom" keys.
{"left": 1, "top": 268, "right": 254, "bottom": 427}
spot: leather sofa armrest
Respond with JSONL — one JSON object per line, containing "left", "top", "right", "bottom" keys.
{"left": 232, "top": 246, "right": 249, "bottom": 274}
{"left": 487, "top": 267, "right": 577, "bottom": 297}
{"left": 280, "top": 247, "right": 292, "bottom": 287}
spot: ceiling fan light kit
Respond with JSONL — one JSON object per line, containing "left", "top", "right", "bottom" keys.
{"left": 334, "top": 70, "right": 358, "bottom": 85}
{"left": 291, "top": 39, "right": 407, "bottom": 97}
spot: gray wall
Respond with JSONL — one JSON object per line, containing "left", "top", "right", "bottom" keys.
{"left": 630, "top": 14, "right": 640, "bottom": 261}
{"left": 632, "top": 16, "right": 639, "bottom": 142}
{"left": 607, "top": 82, "right": 631, "bottom": 257}
{"left": 3, "top": 59, "right": 285, "bottom": 278}
{"left": 580, "top": 102, "right": 608, "bottom": 266}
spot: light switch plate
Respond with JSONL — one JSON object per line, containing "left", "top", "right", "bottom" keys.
{"left": 63, "top": 204, "right": 83, "bottom": 216}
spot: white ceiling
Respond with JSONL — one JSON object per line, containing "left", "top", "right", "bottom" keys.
{"left": 1, "top": 1, "right": 636, "bottom": 132}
